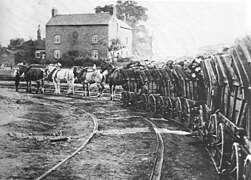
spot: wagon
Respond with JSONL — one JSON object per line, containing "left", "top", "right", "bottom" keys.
{"left": 194, "top": 37, "right": 251, "bottom": 179}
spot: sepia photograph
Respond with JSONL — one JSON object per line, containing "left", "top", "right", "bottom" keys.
{"left": 0, "top": 0, "right": 251, "bottom": 179}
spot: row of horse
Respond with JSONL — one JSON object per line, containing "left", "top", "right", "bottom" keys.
{"left": 14, "top": 62, "right": 137, "bottom": 100}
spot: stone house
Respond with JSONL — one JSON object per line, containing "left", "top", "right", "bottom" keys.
{"left": 45, "top": 8, "right": 133, "bottom": 61}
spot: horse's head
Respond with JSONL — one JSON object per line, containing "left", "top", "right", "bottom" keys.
{"left": 46, "top": 64, "right": 57, "bottom": 73}
{"left": 18, "top": 65, "right": 28, "bottom": 77}
{"left": 100, "top": 61, "right": 113, "bottom": 73}
{"left": 76, "top": 68, "right": 88, "bottom": 82}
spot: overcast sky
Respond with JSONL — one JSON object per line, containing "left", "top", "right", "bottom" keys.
{"left": 0, "top": 0, "right": 251, "bottom": 58}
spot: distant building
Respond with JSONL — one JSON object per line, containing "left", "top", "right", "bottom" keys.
{"left": 133, "top": 21, "right": 153, "bottom": 60}
{"left": 35, "top": 25, "right": 45, "bottom": 60}
{"left": 45, "top": 8, "right": 133, "bottom": 61}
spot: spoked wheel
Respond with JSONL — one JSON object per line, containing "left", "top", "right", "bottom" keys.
{"left": 206, "top": 114, "right": 218, "bottom": 149}
{"left": 121, "top": 91, "right": 129, "bottom": 108}
{"left": 195, "top": 105, "right": 206, "bottom": 141}
{"left": 157, "top": 96, "right": 165, "bottom": 116}
{"left": 181, "top": 98, "right": 191, "bottom": 128}
{"left": 223, "top": 142, "right": 243, "bottom": 180}
{"left": 130, "top": 93, "right": 137, "bottom": 108}
{"left": 243, "top": 155, "right": 251, "bottom": 180}
{"left": 148, "top": 94, "right": 157, "bottom": 114}
{"left": 140, "top": 94, "right": 148, "bottom": 111}
{"left": 211, "top": 123, "right": 226, "bottom": 172}
{"left": 174, "top": 97, "right": 182, "bottom": 122}
{"left": 165, "top": 97, "right": 173, "bottom": 118}
{"left": 128, "top": 92, "right": 133, "bottom": 106}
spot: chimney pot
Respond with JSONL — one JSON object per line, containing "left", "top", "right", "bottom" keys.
{"left": 37, "top": 25, "right": 41, "bottom": 40}
{"left": 52, "top": 8, "right": 58, "bottom": 17}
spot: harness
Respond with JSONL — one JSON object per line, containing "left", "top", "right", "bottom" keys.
{"left": 47, "top": 68, "right": 57, "bottom": 81}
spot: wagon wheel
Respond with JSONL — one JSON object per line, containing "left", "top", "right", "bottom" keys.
{"left": 195, "top": 105, "right": 206, "bottom": 141}
{"left": 211, "top": 123, "right": 226, "bottom": 172}
{"left": 189, "top": 102, "right": 197, "bottom": 130}
{"left": 157, "top": 96, "right": 165, "bottom": 116}
{"left": 140, "top": 94, "right": 148, "bottom": 111}
{"left": 224, "top": 142, "right": 243, "bottom": 180}
{"left": 131, "top": 93, "right": 138, "bottom": 108}
{"left": 174, "top": 97, "right": 182, "bottom": 122}
{"left": 128, "top": 92, "right": 134, "bottom": 106}
{"left": 166, "top": 97, "right": 174, "bottom": 118}
{"left": 121, "top": 91, "right": 129, "bottom": 108}
{"left": 148, "top": 94, "right": 157, "bottom": 114}
{"left": 181, "top": 98, "right": 191, "bottom": 128}
{"left": 206, "top": 114, "right": 218, "bottom": 149}
{"left": 243, "top": 155, "right": 251, "bottom": 180}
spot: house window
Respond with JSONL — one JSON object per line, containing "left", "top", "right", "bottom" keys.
{"left": 92, "top": 35, "right": 98, "bottom": 44}
{"left": 54, "top": 50, "right": 60, "bottom": 59}
{"left": 42, "top": 52, "right": 45, "bottom": 59}
{"left": 54, "top": 35, "right": 60, "bottom": 44}
{"left": 92, "top": 50, "right": 98, "bottom": 60}
{"left": 35, "top": 51, "right": 40, "bottom": 58}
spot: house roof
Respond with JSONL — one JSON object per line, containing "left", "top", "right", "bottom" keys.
{"left": 119, "top": 20, "right": 132, "bottom": 30}
{"left": 35, "top": 39, "right": 45, "bottom": 50}
{"left": 46, "top": 13, "right": 112, "bottom": 26}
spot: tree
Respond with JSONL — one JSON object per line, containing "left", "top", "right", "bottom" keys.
{"left": 13, "top": 39, "right": 40, "bottom": 65}
{"left": 99, "top": 38, "right": 125, "bottom": 62}
{"left": 95, "top": 5, "right": 113, "bottom": 14}
{"left": 8, "top": 38, "right": 24, "bottom": 50}
{"left": 95, "top": 1, "right": 152, "bottom": 60}
{"left": 95, "top": 0, "right": 148, "bottom": 28}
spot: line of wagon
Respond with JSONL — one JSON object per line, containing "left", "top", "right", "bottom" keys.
{"left": 121, "top": 36, "right": 251, "bottom": 180}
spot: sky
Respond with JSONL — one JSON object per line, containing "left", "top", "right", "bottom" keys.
{"left": 0, "top": 0, "right": 251, "bottom": 58}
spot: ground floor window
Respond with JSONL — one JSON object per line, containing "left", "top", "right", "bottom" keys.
{"left": 92, "top": 50, "right": 98, "bottom": 60}
{"left": 54, "top": 50, "right": 60, "bottom": 59}
{"left": 35, "top": 51, "right": 40, "bottom": 58}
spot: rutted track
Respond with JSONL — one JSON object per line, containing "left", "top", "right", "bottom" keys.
{"left": 34, "top": 96, "right": 99, "bottom": 180}
{"left": 32, "top": 93, "right": 165, "bottom": 180}
{"left": 1, "top": 81, "right": 164, "bottom": 179}
{"left": 0, "top": 81, "right": 219, "bottom": 179}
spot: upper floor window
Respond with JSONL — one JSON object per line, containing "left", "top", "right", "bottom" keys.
{"left": 54, "top": 50, "right": 60, "bottom": 59}
{"left": 54, "top": 35, "right": 60, "bottom": 44}
{"left": 92, "top": 35, "right": 98, "bottom": 44}
{"left": 92, "top": 50, "right": 98, "bottom": 60}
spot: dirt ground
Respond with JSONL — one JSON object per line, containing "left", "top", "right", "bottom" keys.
{"left": 0, "top": 84, "right": 219, "bottom": 180}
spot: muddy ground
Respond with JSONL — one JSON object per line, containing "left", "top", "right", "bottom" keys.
{"left": 0, "top": 83, "right": 219, "bottom": 180}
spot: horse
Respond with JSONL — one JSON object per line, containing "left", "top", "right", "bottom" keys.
{"left": 45, "top": 64, "right": 77, "bottom": 95}
{"left": 76, "top": 67, "right": 108, "bottom": 97}
{"left": 105, "top": 68, "right": 130, "bottom": 100}
{"left": 105, "top": 65, "right": 148, "bottom": 101}
{"left": 17, "top": 65, "right": 46, "bottom": 93}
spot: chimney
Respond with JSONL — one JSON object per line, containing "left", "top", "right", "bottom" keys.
{"left": 37, "top": 25, "right": 41, "bottom": 40}
{"left": 52, "top": 8, "right": 58, "bottom": 17}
